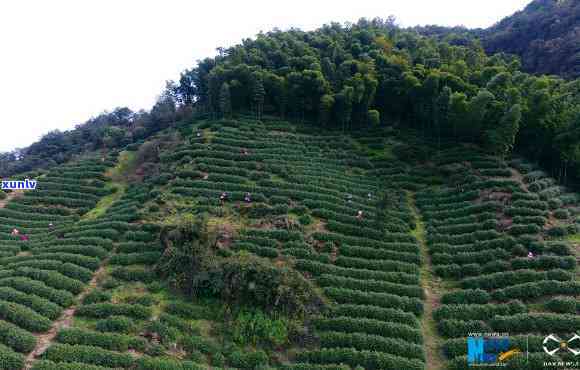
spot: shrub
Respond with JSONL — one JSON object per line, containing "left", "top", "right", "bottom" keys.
{"left": 56, "top": 327, "right": 143, "bottom": 352}
{"left": 0, "top": 277, "right": 75, "bottom": 306}
{"left": 111, "top": 267, "right": 156, "bottom": 283}
{"left": 165, "top": 302, "right": 215, "bottom": 321}
{"left": 490, "top": 313, "right": 580, "bottom": 334}
{"left": 434, "top": 301, "right": 526, "bottom": 321}
{"left": 122, "top": 295, "right": 157, "bottom": 306}
{"left": 0, "top": 345, "right": 24, "bottom": 370}
{"left": 95, "top": 316, "right": 135, "bottom": 334}
{"left": 159, "top": 313, "right": 199, "bottom": 334}
{"left": 0, "top": 286, "right": 61, "bottom": 320}
{"left": 42, "top": 344, "right": 134, "bottom": 368}
{"left": 553, "top": 209, "right": 569, "bottom": 219}
{"left": 144, "top": 321, "right": 179, "bottom": 345}
{"left": 0, "top": 300, "right": 52, "bottom": 332}
{"left": 135, "top": 357, "right": 205, "bottom": 370}
{"left": 227, "top": 350, "right": 269, "bottom": 369}
{"left": 328, "top": 304, "right": 419, "bottom": 328}
{"left": 323, "top": 287, "right": 422, "bottom": 315}
{"left": 318, "top": 331, "right": 424, "bottom": 361}
{"left": 298, "top": 214, "right": 313, "bottom": 226}
{"left": 438, "top": 319, "right": 490, "bottom": 338}
{"left": 296, "top": 348, "right": 423, "bottom": 370}
{"left": 76, "top": 303, "right": 151, "bottom": 320}
{"left": 82, "top": 290, "right": 111, "bottom": 305}
{"left": 545, "top": 297, "right": 579, "bottom": 314}
{"left": 231, "top": 310, "right": 289, "bottom": 347}
{"left": 312, "top": 317, "right": 422, "bottom": 344}
{"left": 441, "top": 289, "right": 491, "bottom": 305}
{"left": 194, "top": 253, "right": 325, "bottom": 317}
{"left": 144, "top": 343, "right": 165, "bottom": 357}
{"left": 0, "top": 321, "right": 36, "bottom": 353}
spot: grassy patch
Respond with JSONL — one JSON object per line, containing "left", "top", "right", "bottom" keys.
{"left": 106, "top": 150, "right": 137, "bottom": 181}
{"left": 82, "top": 182, "right": 127, "bottom": 220}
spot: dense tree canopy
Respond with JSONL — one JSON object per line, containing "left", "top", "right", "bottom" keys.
{"left": 170, "top": 18, "right": 580, "bottom": 182}
{"left": 2, "top": 15, "right": 580, "bottom": 185}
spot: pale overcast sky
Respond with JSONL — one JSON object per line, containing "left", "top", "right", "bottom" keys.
{"left": 0, "top": 0, "right": 531, "bottom": 152}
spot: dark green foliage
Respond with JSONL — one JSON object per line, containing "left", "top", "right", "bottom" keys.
{"left": 56, "top": 327, "right": 145, "bottom": 352}
{"left": 0, "top": 320, "right": 36, "bottom": 353}
{"left": 135, "top": 357, "right": 205, "bottom": 370}
{"left": 82, "top": 290, "right": 111, "bottom": 305}
{"left": 95, "top": 316, "right": 136, "bottom": 334}
{"left": 194, "top": 252, "right": 326, "bottom": 317}
{"left": 0, "top": 344, "right": 24, "bottom": 370}
{"left": 227, "top": 350, "right": 269, "bottom": 370}
{"left": 0, "top": 300, "right": 52, "bottom": 332}
{"left": 76, "top": 303, "right": 151, "bottom": 320}
{"left": 32, "top": 360, "right": 111, "bottom": 370}
{"left": 296, "top": 348, "right": 423, "bottom": 370}
{"left": 231, "top": 310, "right": 289, "bottom": 347}
{"left": 42, "top": 344, "right": 134, "bottom": 368}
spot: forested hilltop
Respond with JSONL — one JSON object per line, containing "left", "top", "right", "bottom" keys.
{"left": 416, "top": 0, "right": 580, "bottom": 79}
{"left": 484, "top": 0, "right": 580, "bottom": 79}
{"left": 2, "top": 16, "right": 580, "bottom": 184}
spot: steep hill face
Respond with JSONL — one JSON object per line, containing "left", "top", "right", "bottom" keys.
{"left": 483, "top": 0, "right": 580, "bottom": 78}
{"left": 0, "top": 118, "right": 579, "bottom": 369}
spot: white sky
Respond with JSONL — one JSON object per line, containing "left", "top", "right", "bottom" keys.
{"left": 0, "top": 0, "right": 531, "bottom": 152}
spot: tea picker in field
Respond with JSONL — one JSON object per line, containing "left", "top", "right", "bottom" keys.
{"left": 11, "top": 228, "right": 19, "bottom": 236}
{"left": 346, "top": 194, "right": 353, "bottom": 203}
{"left": 220, "top": 192, "right": 229, "bottom": 205}
{"left": 244, "top": 192, "right": 252, "bottom": 203}
{"left": 356, "top": 210, "right": 364, "bottom": 220}
{"left": 48, "top": 223, "right": 54, "bottom": 231}
{"left": 19, "top": 234, "right": 29, "bottom": 242}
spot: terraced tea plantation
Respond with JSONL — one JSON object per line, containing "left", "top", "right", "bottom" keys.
{"left": 0, "top": 118, "right": 578, "bottom": 370}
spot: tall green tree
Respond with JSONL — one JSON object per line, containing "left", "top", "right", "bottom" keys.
{"left": 435, "top": 86, "right": 451, "bottom": 145}
{"left": 251, "top": 72, "right": 266, "bottom": 120}
{"left": 319, "top": 94, "right": 335, "bottom": 127}
{"left": 485, "top": 104, "right": 522, "bottom": 158}
{"left": 219, "top": 82, "right": 232, "bottom": 118}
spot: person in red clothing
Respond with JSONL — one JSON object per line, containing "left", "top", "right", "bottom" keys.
{"left": 19, "top": 234, "right": 29, "bottom": 242}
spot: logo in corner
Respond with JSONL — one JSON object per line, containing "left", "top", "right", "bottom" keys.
{"left": 543, "top": 334, "right": 580, "bottom": 356}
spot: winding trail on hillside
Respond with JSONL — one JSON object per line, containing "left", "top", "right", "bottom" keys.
{"left": 406, "top": 191, "right": 446, "bottom": 370}
{"left": 0, "top": 190, "right": 23, "bottom": 208}
{"left": 23, "top": 263, "right": 110, "bottom": 369}
{"left": 24, "top": 172, "right": 126, "bottom": 368}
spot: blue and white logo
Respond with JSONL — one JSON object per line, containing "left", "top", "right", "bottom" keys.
{"left": 1, "top": 179, "right": 37, "bottom": 190}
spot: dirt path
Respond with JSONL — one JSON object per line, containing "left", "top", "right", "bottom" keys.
{"left": 509, "top": 167, "right": 529, "bottom": 192}
{"left": 0, "top": 190, "right": 23, "bottom": 208}
{"left": 24, "top": 264, "right": 109, "bottom": 369}
{"left": 406, "top": 191, "right": 446, "bottom": 370}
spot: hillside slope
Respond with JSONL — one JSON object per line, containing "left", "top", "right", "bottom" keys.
{"left": 416, "top": 0, "right": 580, "bottom": 79}
{"left": 484, "top": 0, "right": 580, "bottom": 78}
{"left": 0, "top": 118, "right": 579, "bottom": 369}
